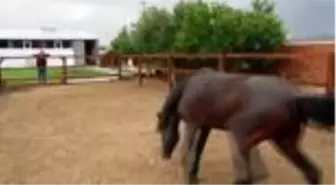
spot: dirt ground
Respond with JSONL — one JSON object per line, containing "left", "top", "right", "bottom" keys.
{"left": 0, "top": 79, "right": 334, "bottom": 184}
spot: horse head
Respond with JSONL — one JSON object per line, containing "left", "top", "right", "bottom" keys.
{"left": 156, "top": 110, "right": 180, "bottom": 160}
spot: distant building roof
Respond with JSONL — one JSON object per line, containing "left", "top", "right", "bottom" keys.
{"left": 286, "top": 39, "right": 334, "bottom": 46}
{"left": 287, "top": 35, "right": 336, "bottom": 45}
{"left": 0, "top": 27, "right": 98, "bottom": 40}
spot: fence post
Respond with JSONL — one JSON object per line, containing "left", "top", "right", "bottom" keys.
{"left": 146, "top": 60, "right": 152, "bottom": 77}
{"left": 217, "top": 53, "right": 226, "bottom": 71}
{"left": 167, "top": 55, "right": 174, "bottom": 90}
{"left": 60, "top": 57, "right": 68, "bottom": 85}
{"left": 326, "top": 52, "right": 334, "bottom": 96}
{"left": 138, "top": 56, "right": 144, "bottom": 87}
{"left": 0, "top": 57, "right": 3, "bottom": 89}
{"left": 117, "top": 55, "right": 122, "bottom": 80}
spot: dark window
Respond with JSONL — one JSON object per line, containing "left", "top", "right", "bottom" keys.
{"left": 62, "top": 40, "right": 72, "bottom": 48}
{"left": 32, "top": 40, "right": 43, "bottom": 48}
{"left": 45, "top": 40, "right": 54, "bottom": 48}
{"left": 54, "top": 40, "right": 61, "bottom": 48}
{"left": 23, "top": 40, "right": 31, "bottom": 48}
{"left": 0, "top": 40, "right": 7, "bottom": 48}
{"left": 12, "top": 40, "right": 23, "bottom": 48}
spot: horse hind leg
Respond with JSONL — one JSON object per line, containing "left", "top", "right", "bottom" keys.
{"left": 271, "top": 124, "right": 321, "bottom": 184}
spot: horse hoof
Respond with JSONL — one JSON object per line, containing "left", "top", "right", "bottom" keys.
{"left": 183, "top": 176, "right": 200, "bottom": 184}
{"left": 188, "top": 179, "right": 199, "bottom": 184}
{"left": 252, "top": 173, "right": 269, "bottom": 183}
{"left": 233, "top": 178, "right": 252, "bottom": 184}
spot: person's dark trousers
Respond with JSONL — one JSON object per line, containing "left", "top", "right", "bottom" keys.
{"left": 37, "top": 67, "right": 47, "bottom": 84}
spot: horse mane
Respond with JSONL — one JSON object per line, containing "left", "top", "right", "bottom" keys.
{"left": 157, "top": 67, "right": 216, "bottom": 131}
{"left": 157, "top": 78, "right": 188, "bottom": 131}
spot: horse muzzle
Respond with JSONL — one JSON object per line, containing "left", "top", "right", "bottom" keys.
{"left": 161, "top": 151, "right": 172, "bottom": 160}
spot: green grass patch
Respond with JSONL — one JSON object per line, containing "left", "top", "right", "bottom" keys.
{"left": 67, "top": 67, "right": 112, "bottom": 78}
{"left": 1, "top": 66, "right": 113, "bottom": 80}
{"left": 0, "top": 66, "right": 116, "bottom": 87}
{"left": 2, "top": 67, "right": 61, "bottom": 80}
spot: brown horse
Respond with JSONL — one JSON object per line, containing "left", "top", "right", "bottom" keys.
{"left": 156, "top": 68, "right": 334, "bottom": 184}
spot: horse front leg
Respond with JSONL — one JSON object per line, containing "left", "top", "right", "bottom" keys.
{"left": 180, "top": 123, "right": 199, "bottom": 184}
{"left": 227, "top": 132, "right": 253, "bottom": 184}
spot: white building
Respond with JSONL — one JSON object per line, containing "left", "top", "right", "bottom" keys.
{"left": 0, "top": 27, "right": 99, "bottom": 68}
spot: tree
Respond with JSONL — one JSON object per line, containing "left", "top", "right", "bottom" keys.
{"left": 172, "top": 1, "right": 215, "bottom": 53}
{"left": 232, "top": 10, "right": 286, "bottom": 71}
{"left": 251, "top": 0, "right": 276, "bottom": 14}
{"left": 169, "top": 0, "right": 285, "bottom": 54}
{"left": 110, "top": 0, "right": 287, "bottom": 72}
{"left": 110, "top": 26, "right": 134, "bottom": 54}
{"left": 131, "top": 6, "right": 175, "bottom": 53}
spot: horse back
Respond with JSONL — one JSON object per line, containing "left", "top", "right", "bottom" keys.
{"left": 245, "top": 75, "right": 299, "bottom": 104}
{"left": 178, "top": 72, "right": 299, "bottom": 129}
{"left": 178, "top": 72, "right": 249, "bottom": 125}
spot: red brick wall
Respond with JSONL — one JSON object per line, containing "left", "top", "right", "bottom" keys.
{"left": 280, "top": 42, "right": 335, "bottom": 86}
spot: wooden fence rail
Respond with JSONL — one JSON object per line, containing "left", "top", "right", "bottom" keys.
{"left": 117, "top": 52, "right": 299, "bottom": 89}
{"left": 116, "top": 51, "right": 334, "bottom": 96}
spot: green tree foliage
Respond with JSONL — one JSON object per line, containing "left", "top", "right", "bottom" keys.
{"left": 251, "top": 0, "right": 276, "bottom": 14}
{"left": 111, "top": 0, "right": 287, "bottom": 71}
{"left": 110, "top": 26, "right": 134, "bottom": 54}
{"left": 128, "top": 6, "right": 175, "bottom": 53}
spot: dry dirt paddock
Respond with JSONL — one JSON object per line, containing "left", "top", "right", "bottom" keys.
{"left": 0, "top": 79, "right": 334, "bottom": 184}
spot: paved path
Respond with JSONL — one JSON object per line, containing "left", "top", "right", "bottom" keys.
{"left": 68, "top": 76, "right": 118, "bottom": 84}
{"left": 66, "top": 66, "right": 138, "bottom": 84}
{"left": 89, "top": 66, "right": 136, "bottom": 76}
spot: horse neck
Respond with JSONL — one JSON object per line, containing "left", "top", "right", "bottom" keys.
{"left": 161, "top": 79, "right": 187, "bottom": 116}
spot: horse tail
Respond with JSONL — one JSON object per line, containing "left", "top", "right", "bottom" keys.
{"left": 293, "top": 94, "right": 334, "bottom": 129}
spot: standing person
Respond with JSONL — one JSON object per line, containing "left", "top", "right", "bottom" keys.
{"left": 34, "top": 49, "right": 50, "bottom": 84}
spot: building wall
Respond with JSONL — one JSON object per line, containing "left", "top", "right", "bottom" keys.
{"left": 72, "top": 40, "right": 85, "bottom": 65}
{"left": 0, "top": 39, "right": 100, "bottom": 67}
{"left": 92, "top": 40, "right": 100, "bottom": 66}
{"left": 0, "top": 48, "right": 76, "bottom": 68}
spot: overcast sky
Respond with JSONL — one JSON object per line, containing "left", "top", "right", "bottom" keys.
{"left": 0, "top": 0, "right": 334, "bottom": 46}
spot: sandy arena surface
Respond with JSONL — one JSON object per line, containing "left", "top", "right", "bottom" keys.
{"left": 0, "top": 79, "right": 334, "bottom": 184}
